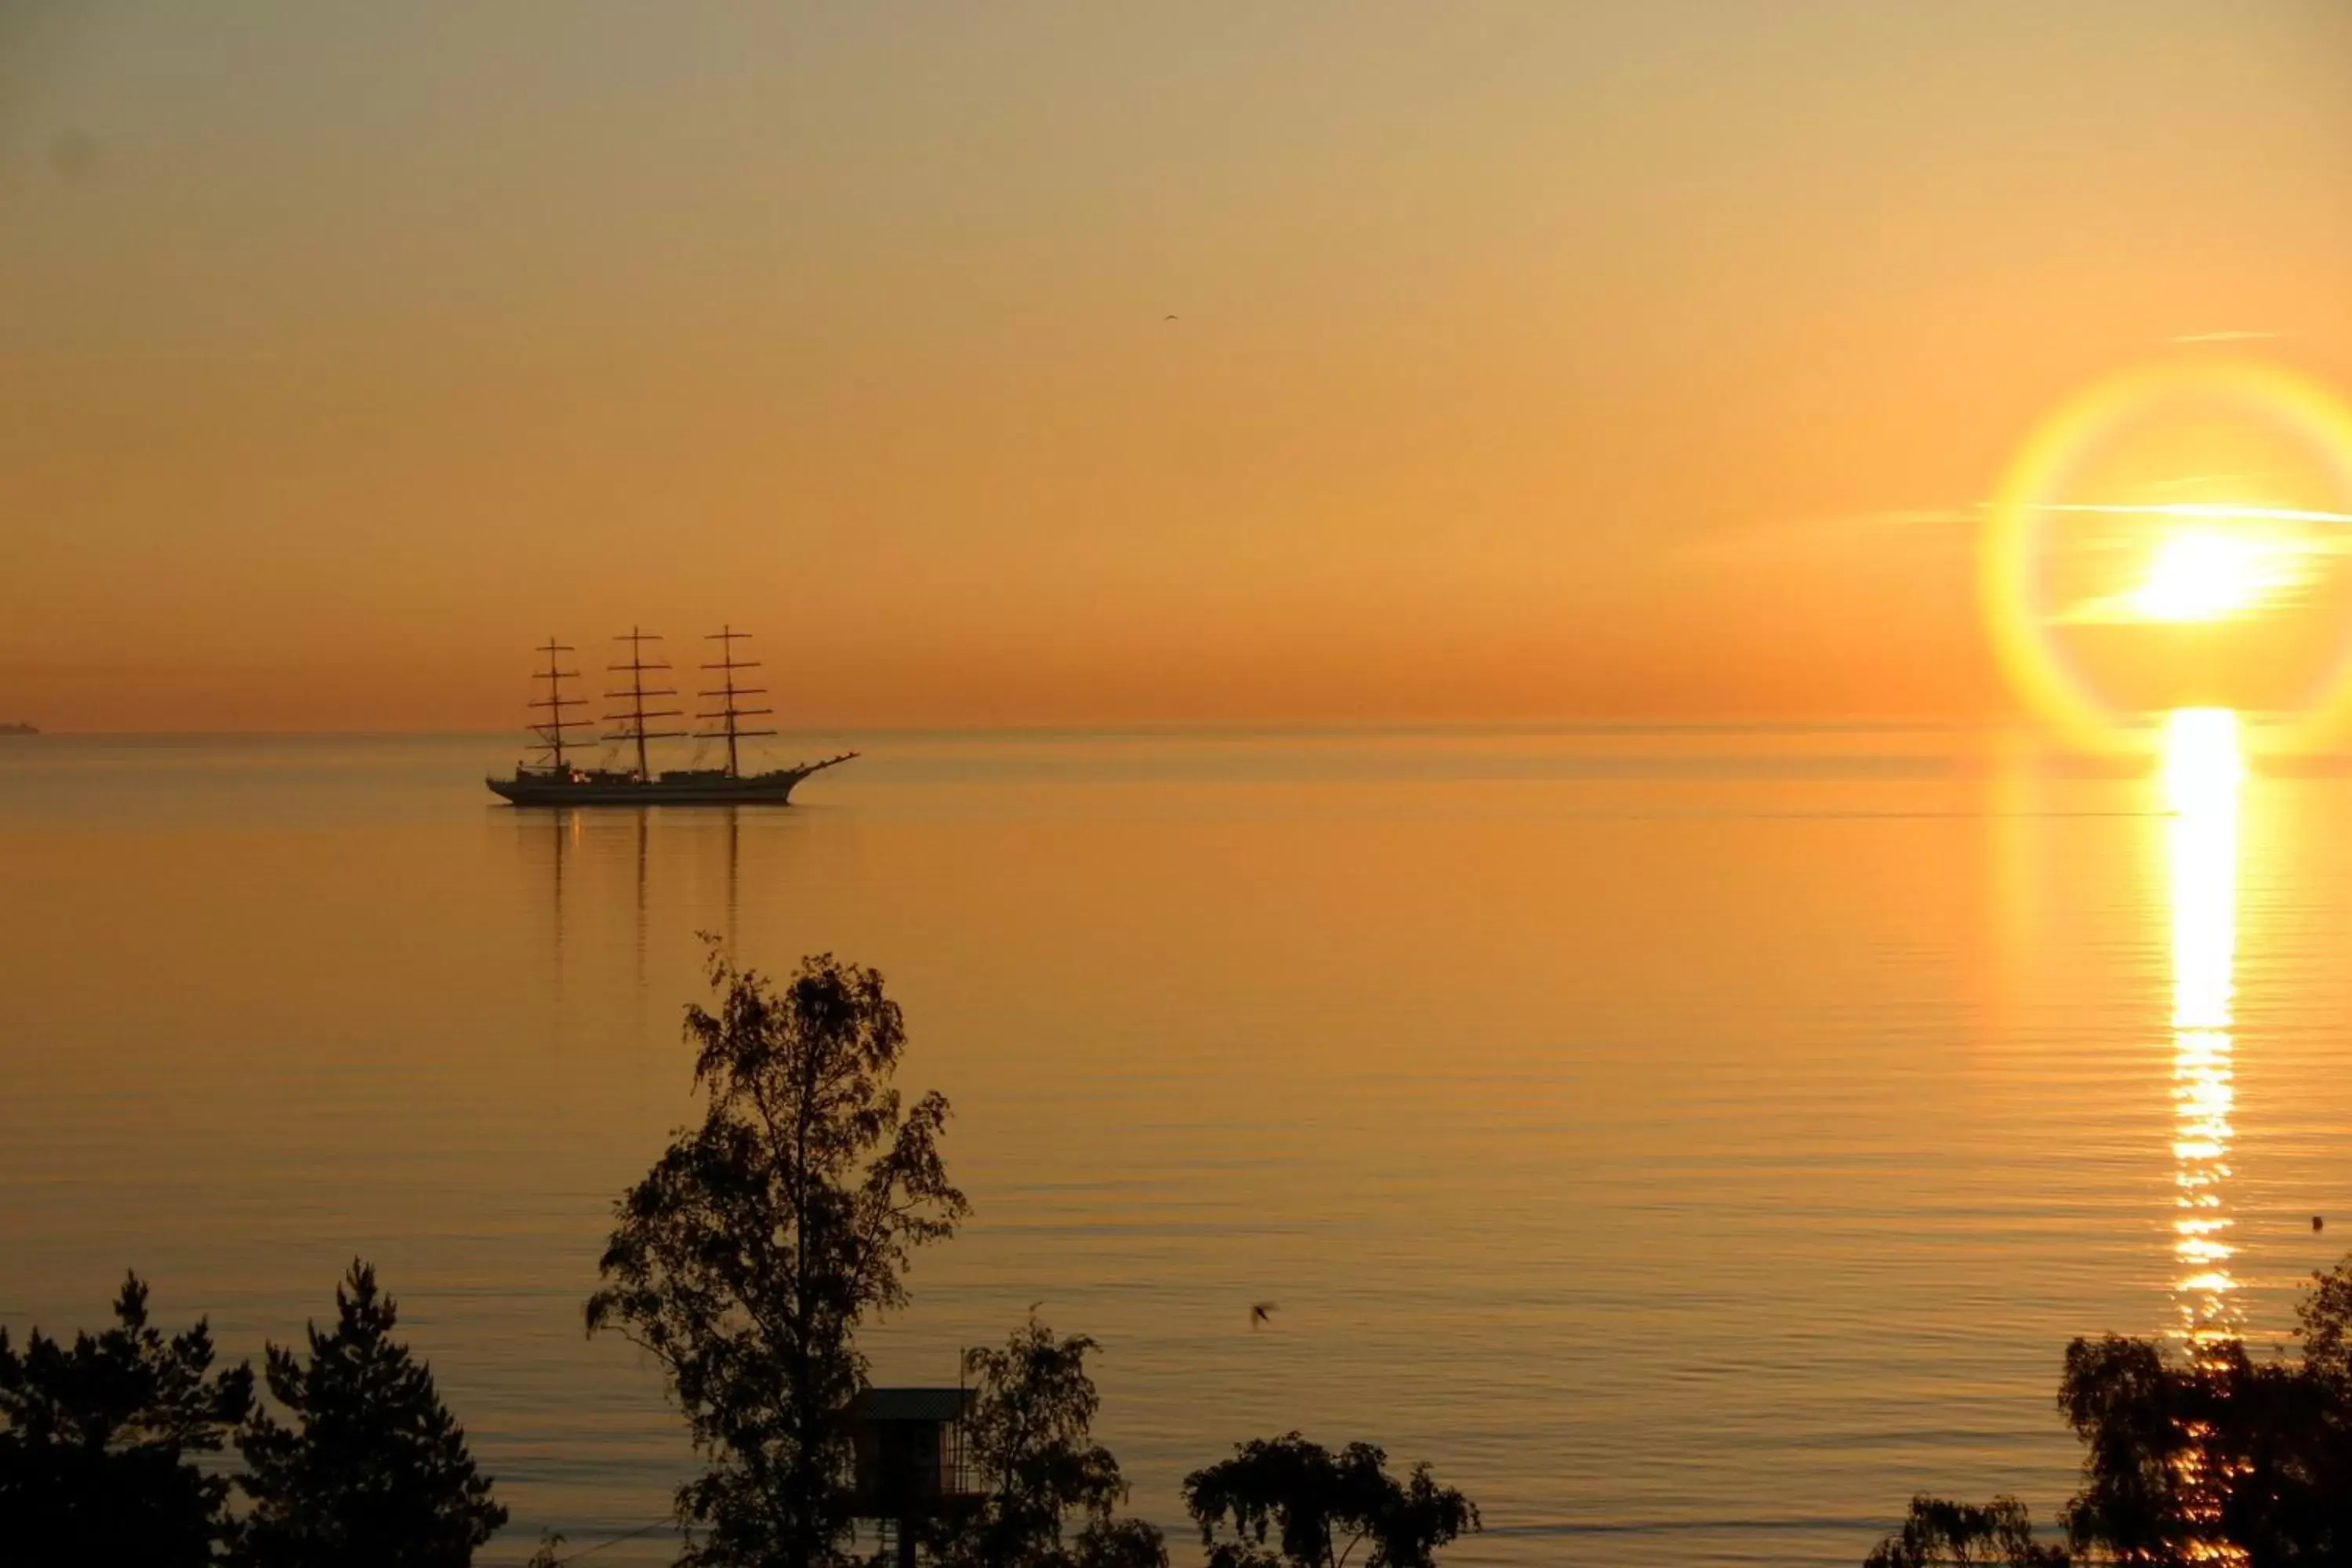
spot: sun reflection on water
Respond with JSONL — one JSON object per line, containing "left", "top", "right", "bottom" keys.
{"left": 2163, "top": 707, "right": 2243, "bottom": 1350}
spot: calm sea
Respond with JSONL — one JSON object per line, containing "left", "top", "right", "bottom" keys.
{"left": 4, "top": 724, "right": 2348, "bottom": 1566}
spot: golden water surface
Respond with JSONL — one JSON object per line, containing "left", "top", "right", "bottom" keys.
{"left": 4, "top": 726, "right": 2350, "bottom": 1566}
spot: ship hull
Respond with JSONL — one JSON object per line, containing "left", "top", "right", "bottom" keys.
{"left": 485, "top": 754, "right": 855, "bottom": 807}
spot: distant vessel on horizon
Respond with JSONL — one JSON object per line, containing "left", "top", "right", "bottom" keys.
{"left": 0, "top": 721, "right": 38, "bottom": 737}
{"left": 485, "top": 628, "right": 854, "bottom": 806}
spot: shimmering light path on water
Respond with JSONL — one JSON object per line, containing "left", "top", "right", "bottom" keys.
{"left": 2165, "top": 711, "right": 2244, "bottom": 1348}
{"left": 4, "top": 728, "right": 2351, "bottom": 1566}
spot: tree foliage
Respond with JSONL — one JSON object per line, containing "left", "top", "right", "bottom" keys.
{"left": 0, "top": 1272, "right": 253, "bottom": 1566}
{"left": 1863, "top": 1496, "right": 2067, "bottom": 1567}
{"left": 932, "top": 1316, "right": 1165, "bottom": 1568}
{"left": 2057, "top": 1327, "right": 2352, "bottom": 1566}
{"left": 1065, "top": 1517, "right": 1174, "bottom": 1568}
{"left": 587, "top": 948, "right": 967, "bottom": 1568}
{"left": 2052, "top": 1334, "right": 2198, "bottom": 1563}
{"left": 234, "top": 1258, "right": 506, "bottom": 1567}
{"left": 1872, "top": 1255, "right": 2352, "bottom": 1567}
{"left": 1182, "top": 1433, "right": 1479, "bottom": 1568}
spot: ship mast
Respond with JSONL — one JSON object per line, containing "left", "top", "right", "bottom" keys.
{"left": 697, "top": 625, "right": 777, "bottom": 779}
{"left": 528, "top": 637, "right": 589, "bottom": 771}
{"left": 603, "top": 626, "right": 686, "bottom": 782}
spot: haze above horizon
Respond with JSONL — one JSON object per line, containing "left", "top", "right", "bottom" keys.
{"left": 5, "top": 2, "right": 2350, "bottom": 732}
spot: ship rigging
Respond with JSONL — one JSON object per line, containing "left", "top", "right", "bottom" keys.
{"left": 486, "top": 627, "right": 855, "bottom": 806}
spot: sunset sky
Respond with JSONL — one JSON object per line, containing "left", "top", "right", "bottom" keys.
{"left": 5, "top": 2, "right": 2350, "bottom": 731}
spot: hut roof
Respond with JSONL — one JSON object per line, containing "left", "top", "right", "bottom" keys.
{"left": 855, "top": 1387, "right": 972, "bottom": 1424}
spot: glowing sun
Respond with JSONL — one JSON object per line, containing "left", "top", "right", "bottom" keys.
{"left": 2127, "top": 530, "right": 2278, "bottom": 623}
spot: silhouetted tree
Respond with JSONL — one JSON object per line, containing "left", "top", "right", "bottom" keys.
{"left": 931, "top": 1316, "right": 1166, "bottom": 1568}
{"left": 2053, "top": 1333, "right": 2201, "bottom": 1563}
{"left": 1863, "top": 1497, "right": 2067, "bottom": 1567}
{"left": 0, "top": 1272, "right": 253, "bottom": 1566}
{"left": 587, "top": 949, "right": 967, "bottom": 1568}
{"left": 1871, "top": 1256, "right": 2352, "bottom": 1567}
{"left": 1067, "top": 1518, "right": 1174, "bottom": 1568}
{"left": 2058, "top": 1328, "right": 2352, "bottom": 1566}
{"left": 234, "top": 1258, "right": 506, "bottom": 1567}
{"left": 1182, "top": 1433, "right": 1479, "bottom": 1568}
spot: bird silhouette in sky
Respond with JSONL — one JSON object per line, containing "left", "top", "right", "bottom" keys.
{"left": 1250, "top": 1302, "right": 1277, "bottom": 1328}
{"left": 1164, "top": 314, "right": 1178, "bottom": 321}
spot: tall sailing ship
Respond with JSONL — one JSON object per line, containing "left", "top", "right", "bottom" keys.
{"left": 485, "top": 626, "right": 855, "bottom": 805}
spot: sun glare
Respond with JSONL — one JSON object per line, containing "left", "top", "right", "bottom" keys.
{"left": 2128, "top": 530, "right": 2274, "bottom": 624}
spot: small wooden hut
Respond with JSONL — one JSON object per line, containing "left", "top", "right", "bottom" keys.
{"left": 848, "top": 1385, "right": 978, "bottom": 1566}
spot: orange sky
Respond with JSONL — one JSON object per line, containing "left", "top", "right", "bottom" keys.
{"left": 4, "top": 2, "right": 2350, "bottom": 731}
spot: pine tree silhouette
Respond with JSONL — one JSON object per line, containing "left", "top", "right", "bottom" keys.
{"left": 234, "top": 1259, "right": 506, "bottom": 1568}
{"left": 0, "top": 1272, "right": 253, "bottom": 1567}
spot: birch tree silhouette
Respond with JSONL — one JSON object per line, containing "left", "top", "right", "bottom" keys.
{"left": 588, "top": 949, "right": 967, "bottom": 1568}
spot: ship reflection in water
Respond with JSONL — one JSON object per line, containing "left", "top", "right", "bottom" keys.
{"left": 524, "top": 800, "right": 768, "bottom": 978}
{"left": 2163, "top": 708, "right": 2244, "bottom": 1351}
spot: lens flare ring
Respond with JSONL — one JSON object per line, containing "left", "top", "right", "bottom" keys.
{"left": 1982, "top": 361, "right": 2352, "bottom": 753}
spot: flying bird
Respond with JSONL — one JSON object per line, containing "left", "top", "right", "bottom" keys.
{"left": 1250, "top": 1301, "right": 1277, "bottom": 1328}
{"left": 1164, "top": 314, "right": 1178, "bottom": 321}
